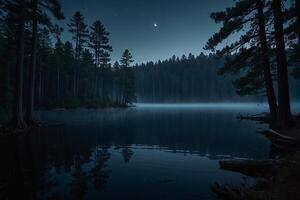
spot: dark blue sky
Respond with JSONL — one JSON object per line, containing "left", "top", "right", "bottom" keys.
{"left": 59, "top": 0, "right": 234, "bottom": 63}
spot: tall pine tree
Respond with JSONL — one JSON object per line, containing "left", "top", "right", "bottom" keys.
{"left": 89, "top": 20, "right": 112, "bottom": 98}
{"left": 272, "top": 0, "right": 292, "bottom": 128}
{"left": 68, "top": 11, "right": 88, "bottom": 60}
{"left": 68, "top": 11, "right": 88, "bottom": 97}
{"left": 120, "top": 49, "right": 136, "bottom": 105}
{"left": 10, "top": 0, "right": 26, "bottom": 128}
{"left": 205, "top": 0, "right": 278, "bottom": 123}
{"left": 25, "top": 0, "right": 64, "bottom": 124}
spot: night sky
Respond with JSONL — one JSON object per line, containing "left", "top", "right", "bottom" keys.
{"left": 59, "top": 0, "right": 234, "bottom": 63}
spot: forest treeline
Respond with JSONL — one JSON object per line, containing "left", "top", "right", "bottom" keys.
{"left": 134, "top": 52, "right": 300, "bottom": 103}
{"left": 134, "top": 53, "right": 300, "bottom": 103}
{"left": 135, "top": 53, "right": 257, "bottom": 102}
{"left": 0, "top": 0, "right": 136, "bottom": 128}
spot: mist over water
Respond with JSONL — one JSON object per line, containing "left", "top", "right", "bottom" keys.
{"left": 135, "top": 102, "right": 300, "bottom": 113}
{"left": 135, "top": 103, "right": 269, "bottom": 109}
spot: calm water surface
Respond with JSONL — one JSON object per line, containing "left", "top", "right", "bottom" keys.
{"left": 0, "top": 104, "right": 272, "bottom": 200}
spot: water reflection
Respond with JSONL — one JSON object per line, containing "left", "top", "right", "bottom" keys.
{"left": 89, "top": 146, "right": 111, "bottom": 191}
{"left": 0, "top": 104, "right": 271, "bottom": 199}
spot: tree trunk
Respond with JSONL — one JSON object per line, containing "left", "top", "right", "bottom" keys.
{"left": 76, "top": 73, "right": 79, "bottom": 97}
{"left": 94, "top": 74, "right": 98, "bottom": 98}
{"left": 57, "top": 66, "right": 60, "bottom": 98}
{"left": 25, "top": 0, "right": 38, "bottom": 125}
{"left": 37, "top": 70, "right": 42, "bottom": 106}
{"left": 273, "top": 0, "right": 292, "bottom": 129}
{"left": 73, "top": 71, "right": 76, "bottom": 97}
{"left": 101, "top": 69, "right": 106, "bottom": 98}
{"left": 5, "top": 62, "right": 10, "bottom": 106}
{"left": 256, "top": 0, "right": 278, "bottom": 124}
{"left": 11, "top": 0, "right": 26, "bottom": 128}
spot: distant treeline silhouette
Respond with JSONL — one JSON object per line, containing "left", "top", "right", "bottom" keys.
{"left": 135, "top": 53, "right": 254, "bottom": 102}
{"left": 134, "top": 53, "right": 300, "bottom": 103}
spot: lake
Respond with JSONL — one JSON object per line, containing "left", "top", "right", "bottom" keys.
{"left": 0, "top": 104, "right": 272, "bottom": 200}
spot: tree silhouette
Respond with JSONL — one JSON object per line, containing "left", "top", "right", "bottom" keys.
{"left": 52, "top": 25, "right": 64, "bottom": 99}
{"left": 89, "top": 20, "right": 112, "bottom": 99}
{"left": 68, "top": 11, "right": 89, "bottom": 60}
{"left": 10, "top": 0, "right": 27, "bottom": 128}
{"left": 89, "top": 20, "right": 112, "bottom": 67}
{"left": 25, "top": 0, "right": 64, "bottom": 125}
{"left": 70, "top": 154, "right": 88, "bottom": 200}
{"left": 205, "top": 0, "right": 278, "bottom": 123}
{"left": 68, "top": 11, "right": 89, "bottom": 97}
{"left": 89, "top": 147, "right": 112, "bottom": 191}
{"left": 272, "top": 0, "right": 292, "bottom": 128}
{"left": 120, "top": 49, "right": 136, "bottom": 105}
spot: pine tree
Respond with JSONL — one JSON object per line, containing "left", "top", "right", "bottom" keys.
{"left": 113, "top": 61, "right": 122, "bottom": 104}
{"left": 89, "top": 20, "right": 112, "bottom": 67}
{"left": 80, "top": 49, "right": 95, "bottom": 100}
{"left": 272, "top": 0, "right": 292, "bottom": 128}
{"left": 0, "top": 3, "right": 15, "bottom": 113}
{"left": 205, "top": 0, "right": 278, "bottom": 123}
{"left": 256, "top": 0, "right": 278, "bottom": 122}
{"left": 53, "top": 25, "right": 64, "bottom": 99}
{"left": 25, "top": 0, "right": 64, "bottom": 124}
{"left": 100, "top": 51, "right": 112, "bottom": 98}
{"left": 68, "top": 11, "right": 88, "bottom": 60}
{"left": 68, "top": 12, "right": 88, "bottom": 98}
{"left": 62, "top": 41, "right": 75, "bottom": 98}
{"left": 36, "top": 28, "right": 53, "bottom": 105}
{"left": 10, "top": 0, "right": 27, "bottom": 128}
{"left": 120, "top": 49, "right": 136, "bottom": 105}
{"left": 89, "top": 20, "right": 112, "bottom": 99}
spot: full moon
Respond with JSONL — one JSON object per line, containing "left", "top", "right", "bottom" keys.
{"left": 154, "top": 23, "right": 158, "bottom": 27}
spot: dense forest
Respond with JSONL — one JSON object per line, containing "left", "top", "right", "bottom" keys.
{"left": 0, "top": 1, "right": 136, "bottom": 127}
{"left": 135, "top": 53, "right": 248, "bottom": 102}
{"left": 134, "top": 53, "right": 300, "bottom": 103}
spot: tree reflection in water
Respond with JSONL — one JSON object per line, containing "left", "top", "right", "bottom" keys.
{"left": 0, "top": 127, "right": 115, "bottom": 200}
{"left": 70, "top": 153, "right": 88, "bottom": 200}
{"left": 89, "top": 146, "right": 112, "bottom": 190}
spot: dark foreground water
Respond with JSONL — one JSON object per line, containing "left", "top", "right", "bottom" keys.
{"left": 0, "top": 104, "right": 273, "bottom": 200}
